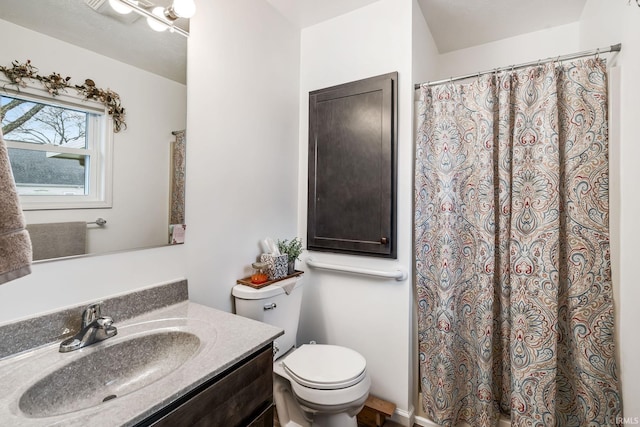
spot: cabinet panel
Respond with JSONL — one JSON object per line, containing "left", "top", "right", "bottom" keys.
{"left": 308, "top": 72, "right": 397, "bottom": 258}
{"left": 247, "top": 404, "right": 274, "bottom": 427}
{"left": 145, "top": 345, "right": 273, "bottom": 427}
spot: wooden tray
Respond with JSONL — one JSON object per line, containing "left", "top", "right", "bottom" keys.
{"left": 236, "top": 270, "right": 304, "bottom": 289}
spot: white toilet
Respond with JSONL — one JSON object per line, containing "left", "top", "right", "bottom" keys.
{"left": 232, "top": 276, "right": 371, "bottom": 427}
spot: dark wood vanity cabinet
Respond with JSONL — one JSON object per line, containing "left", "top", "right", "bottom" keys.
{"left": 137, "top": 344, "right": 274, "bottom": 427}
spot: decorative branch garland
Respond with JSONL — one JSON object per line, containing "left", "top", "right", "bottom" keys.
{"left": 0, "top": 60, "right": 126, "bottom": 133}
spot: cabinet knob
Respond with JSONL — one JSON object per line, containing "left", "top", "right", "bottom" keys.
{"left": 380, "top": 237, "right": 389, "bottom": 245}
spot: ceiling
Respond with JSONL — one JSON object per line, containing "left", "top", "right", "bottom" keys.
{"left": 417, "top": 0, "right": 587, "bottom": 53}
{"left": 265, "top": 0, "right": 382, "bottom": 28}
{"left": 265, "top": 0, "right": 587, "bottom": 53}
{"left": 0, "top": 0, "right": 187, "bottom": 83}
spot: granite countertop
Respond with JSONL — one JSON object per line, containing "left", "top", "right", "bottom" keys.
{"left": 0, "top": 300, "right": 282, "bottom": 426}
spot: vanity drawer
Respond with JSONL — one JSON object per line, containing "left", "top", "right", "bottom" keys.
{"left": 142, "top": 344, "right": 273, "bottom": 427}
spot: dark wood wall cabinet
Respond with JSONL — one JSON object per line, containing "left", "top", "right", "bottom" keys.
{"left": 308, "top": 72, "right": 398, "bottom": 258}
{"left": 136, "top": 344, "right": 274, "bottom": 427}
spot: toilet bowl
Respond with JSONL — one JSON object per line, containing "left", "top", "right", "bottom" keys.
{"left": 232, "top": 277, "right": 371, "bottom": 427}
{"left": 274, "top": 344, "right": 371, "bottom": 427}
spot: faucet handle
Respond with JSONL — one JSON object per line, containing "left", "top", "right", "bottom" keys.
{"left": 96, "top": 316, "right": 113, "bottom": 328}
{"left": 82, "top": 302, "right": 103, "bottom": 328}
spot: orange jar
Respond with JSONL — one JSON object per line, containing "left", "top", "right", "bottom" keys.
{"left": 250, "top": 262, "right": 269, "bottom": 284}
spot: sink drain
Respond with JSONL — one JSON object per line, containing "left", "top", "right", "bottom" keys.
{"left": 102, "top": 394, "right": 117, "bottom": 402}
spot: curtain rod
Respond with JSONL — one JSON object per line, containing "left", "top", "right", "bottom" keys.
{"left": 414, "top": 43, "right": 621, "bottom": 89}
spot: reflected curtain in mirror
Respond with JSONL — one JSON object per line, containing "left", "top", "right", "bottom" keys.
{"left": 170, "top": 130, "right": 186, "bottom": 225}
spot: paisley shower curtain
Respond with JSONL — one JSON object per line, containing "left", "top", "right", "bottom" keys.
{"left": 414, "top": 58, "right": 622, "bottom": 427}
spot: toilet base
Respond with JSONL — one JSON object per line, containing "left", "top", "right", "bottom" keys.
{"left": 296, "top": 393, "right": 368, "bottom": 427}
{"left": 302, "top": 411, "right": 358, "bottom": 427}
{"left": 274, "top": 370, "right": 369, "bottom": 427}
{"left": 276, "top": 411, "right": 357, "bottom": 427}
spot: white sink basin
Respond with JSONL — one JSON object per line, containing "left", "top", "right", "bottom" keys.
{"left": 19, "top": 331, "right": 201, "bottom": 418}
{"left": 0, "top": 301, "right": 280, "bottom": 427}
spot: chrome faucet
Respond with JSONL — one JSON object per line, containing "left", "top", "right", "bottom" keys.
{"left": 59, "top": 303, "right": 117, "bottom": 353}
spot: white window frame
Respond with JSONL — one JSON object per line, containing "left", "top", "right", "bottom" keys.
{"left": 1, "top": 83, "right": 113, "bottom": 210}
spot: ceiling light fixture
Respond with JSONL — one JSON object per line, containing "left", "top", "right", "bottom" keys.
{"left": 147, "top": 6, "right": 170, "bottom": 32}
{"left": 108, "top": 0, "right": 138, "bottom": 14}
{"left": 166, "top": 0, "right": 196, "bottom": 19}
{"left": 112, "top": 0, "right": 194, "bottom": 37}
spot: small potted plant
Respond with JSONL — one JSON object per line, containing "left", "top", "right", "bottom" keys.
{"left": 277, "top": 237, "right": 303, "bottom": 275}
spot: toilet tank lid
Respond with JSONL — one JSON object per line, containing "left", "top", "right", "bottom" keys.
{"left": 232, "top": 277, "right": 302, "bottom": 299}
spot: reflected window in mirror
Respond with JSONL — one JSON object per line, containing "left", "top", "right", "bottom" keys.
{"left": 0, "top": 0, "right": 187, "bottom": 259}
{"left": 1, "top": 92, "right": 113, "bottom": 210}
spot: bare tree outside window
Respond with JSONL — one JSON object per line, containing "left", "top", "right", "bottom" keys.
{"left": 1, "top": 96, "right": 87, "bottom": 147}
{"left": 1, "top": 94, "right": 91, "bottom": 196}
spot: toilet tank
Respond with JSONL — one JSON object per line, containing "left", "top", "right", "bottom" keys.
{"left": 232, "top": 276, "right": 304, "bottom": 360}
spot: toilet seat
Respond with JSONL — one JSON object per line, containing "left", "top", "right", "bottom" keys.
{"left": 274, "top": 354, "right": 371, "bottom": 408}
{"left": 282, "top": 344, "right": 367, "bottom": 390}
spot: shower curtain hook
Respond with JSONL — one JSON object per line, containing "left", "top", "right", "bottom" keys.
{"left": 595, "top": 48, "right": 600, "bottom": 59}
{"left": 554, "top": 56, "right": 562, "bottom": 71}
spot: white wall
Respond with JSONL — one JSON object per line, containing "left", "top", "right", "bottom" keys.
{"left": 0, "top": 245, "right": 187, "bottom": 324}
{"left": 296, "top": 0, "right": 415, "bottom": 422}
{"left": 437, "top": 22, "right": 581, "bottom": 81}
{"left": 0, "top": 19, "right": 187, "bottom": 255}
{"left": 579, "top": 0, "right": 640, "bottom": 417}
{"left": 412, "top": 0, "right": 439, "bottom": 88}
{"left": 184, "top": 0, "right": 300, "bottom": 312}
{"left": 0, "top": 20, "right": 187, "bottom": 325}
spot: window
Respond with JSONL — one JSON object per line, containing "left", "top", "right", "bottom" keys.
{"left": 1, "top": 92, "right": 113, "bottom": 210}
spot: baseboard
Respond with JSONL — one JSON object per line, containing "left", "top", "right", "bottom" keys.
{"left": 390, "top": 405, "right": 415, "bottom": 427}
{"left": 414, "top": 414, "right": 440, "bottom": 427}
{"left": 414, "top": 414, "right": 513, "bottom": 427}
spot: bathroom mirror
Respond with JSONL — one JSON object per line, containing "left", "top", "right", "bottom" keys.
{"left": 0, "top": 0, "right": 188, "bottom": 261}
